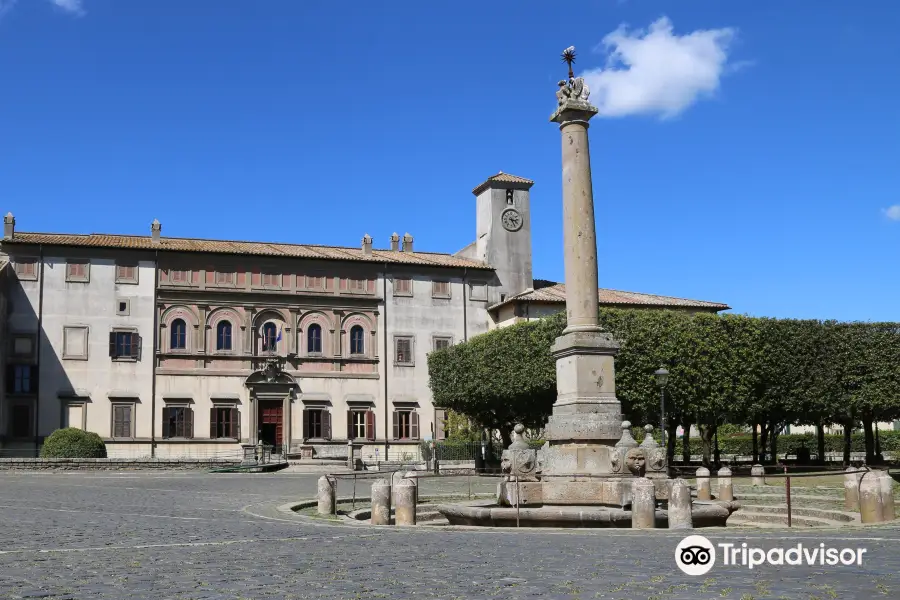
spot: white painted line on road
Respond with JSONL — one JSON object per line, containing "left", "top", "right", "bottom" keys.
{"left": 0, "top": 536, "right": 311, "bottom": 555}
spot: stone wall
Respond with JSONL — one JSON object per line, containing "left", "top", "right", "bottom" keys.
{"left": 0, "top": 458, "right": 241, "bottom": 471}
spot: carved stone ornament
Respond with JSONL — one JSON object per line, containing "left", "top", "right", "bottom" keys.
{"left": 648, "top": 447, "right": 666, "bottom": 473}
{"left": 264, "top": 360, "right": 280, "bottom": 383}
{"left": 625, "top": 448, "right": 646, "bottom": 477}
{"left": 609, "top": 448, "right": 623, "bottom": 473}
{"left": 640, "top": 424, "right": 659, "bottom": 449}
{"left": 500, "top": 424, "right": 541, "bottom": 482}
{"left": 615, "top": 421, "right": 638, "bottom": 450}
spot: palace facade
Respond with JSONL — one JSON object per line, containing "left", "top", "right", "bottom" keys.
{"left": 0, "top": 173, "right": 728, "bottom": 460}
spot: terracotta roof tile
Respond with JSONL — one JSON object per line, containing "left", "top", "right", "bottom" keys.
{"left": 490, "top": 283, "right": 730, "bottom": 311}
{"left": 4, "top": 232, "right": 494, "bottom": 270}
{"left": 472, "top": 172, "right": 535, "bottom": 195}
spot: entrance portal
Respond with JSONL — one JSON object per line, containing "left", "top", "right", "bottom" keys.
{"left": 258, "top": 400, "right": 283, "bottom": 453}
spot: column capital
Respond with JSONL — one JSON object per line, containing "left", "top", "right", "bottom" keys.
{"left": 550, "top": 77, "right": 599, "bottom": 123}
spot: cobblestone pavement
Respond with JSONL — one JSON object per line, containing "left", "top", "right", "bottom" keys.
{"left": 0, "top": 472, "right": 897, "bottom": 600}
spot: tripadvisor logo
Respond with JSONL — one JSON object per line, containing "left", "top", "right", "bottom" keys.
{"left": 675, "top": 536, "right": 868, "bottom": 574}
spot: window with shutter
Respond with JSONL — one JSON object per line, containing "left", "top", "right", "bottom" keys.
{"left": 432, "top": 337, "right": 452, "bottom": 352}
{"left": 322, "top": 410, "right": 331, "bottom": 440}
{"left": 164, "top": 406, "right": 193, "bottom": 438}
{"left": 112, "top": 405, "right": 132, "bottom": 438}
{"left": 110, "top": 331, "right": 140, "bottom": 360}
{"left": 365, "top": 410, "right": 376, "bottom": 441}
{"left": 115, "top": 264, "right": 138, "bottom": 284}
{"left": 435, "top": 409, "right": 447, "bottom": 441}
{"left": 393, "top": 410, "right": 419, "bottom": 440}
{"left": 66, "top": 261, "right": 90, "bottom": 282}
{"left": 392, "top": 410, "right": 399, "bottom": 440}
{"left": 215, "top": 271, "right": 235, "bottom": 285}
{"left": 14, "top": 260, "right": 37, "bottom": 279}
{"left": 432, "top": 280, "right": 451, "bottom": 297}
{"left": 210, "top": 407, "right": 239, "bottom": 439}
{"left": 394, "top": 336, "right": 414, "bottom": 365}
{"left": 394, "top": 278, "right": 412, "bottom": 296}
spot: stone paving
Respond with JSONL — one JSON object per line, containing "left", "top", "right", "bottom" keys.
{"left": 0, "top": 472, "right": 897, "bottom": 599}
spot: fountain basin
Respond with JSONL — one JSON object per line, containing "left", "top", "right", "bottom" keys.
{"left": 435, "top": 500, "right": 737, "bottom": 528}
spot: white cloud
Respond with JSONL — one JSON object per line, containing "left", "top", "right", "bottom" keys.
{"left": 883, "top": 206, "right": 900, "bottom": 221}
{"left": 51, "top": 0, "right": 84, "bottom": 16}
{"left": 581, "top": 17, "right": 736, "bottom": 119}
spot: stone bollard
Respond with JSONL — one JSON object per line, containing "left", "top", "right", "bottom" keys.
{"left": 751, "top": 464, "right": 766, "bottom": 487}
{"left": 668, "top": 478, "right": 693, "bottom": 530}
{"left": 717, "top": 467, "right": 733, "bottom": 502}
{"left": 696, "top": 467, "right": 711, "bottom": 501}
{"left": 878, "top": 471, "right": 895, "bottom": 521}
{"left": 858, "top": 472, "right": 883, "bottom": 524}
{"left": 844, "top": 467, "right": 861, "bottom": 510}
{"left": 394, "top": 478, "right": 417, "bottom": 526}
{"left": 631, "top": 477, "right": 656, "bottom": 529}
{"left": 404, "top": 471, "right": 419, "bottom": 503}
{"left": 317, "top": 475, "right": 336, "bottom": 516}
{"left": 371, "top": 479, "right": 392, "bottom": 525}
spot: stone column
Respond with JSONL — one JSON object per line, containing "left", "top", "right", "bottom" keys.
{"left": 668, "top": 478, "right": 693, "bottom": 529}
{"left": 717, "top": 467, "right": 733, "bottom": 502}
{"left": 540, "top": 56, "right": 623, "bottom": 502}
{"left": 878, "top": 471, "right": 895, "bottom": 521}
{"left": 631, "top": 477, "right": 656, "bottom": 529}
{"left": 844, "top": 467, "right": 861, "bottom": 510}
{"left": 317, "top": 476, "right": 335, "bottom": 516}
{"left": 696, "top": 467, "right": 711, "bottom": 501}
{"left": 370, "top": 479, "right": 392, "bottom": 525}
{"left": 858, "top": 472, "right": 883, "bottom": 524}
{"left": 394, "top": 478, "right": 417, "bottom": 526}
{"left": 404, "top": 471, "right": 419, "bottom": 503}
{"left": 751, "top": 464, "right": 766, "bottom": 487}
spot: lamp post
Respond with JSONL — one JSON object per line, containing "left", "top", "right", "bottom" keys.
{"left": 654, "top": 367, "right": 669, "bottom": 450}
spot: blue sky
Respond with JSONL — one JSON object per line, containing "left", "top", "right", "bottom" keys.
{"left": 1, "top": 1, "right": 898, "bottom": 321}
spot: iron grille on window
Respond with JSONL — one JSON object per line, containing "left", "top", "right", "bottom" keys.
{"left": 395, "top": 337, "right": 412, "bottom": 364}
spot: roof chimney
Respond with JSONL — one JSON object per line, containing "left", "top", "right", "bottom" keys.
{"left": 3, "top": 212, "right": 14, "bottom": 241}
{"left": 361, "top": 233, "right": 373, "bottom": 255}
{"left": 151, "top": 219, "right": 161, "bottom": 245}
{"left": 402, "top": 233, "right": 414, "bottom": 253}
{"left": 390, "top": 232, "right": 400, "bottom": 251}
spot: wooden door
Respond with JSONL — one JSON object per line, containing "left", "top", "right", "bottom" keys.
{"left": 259, "top": 400, "right": 283, "bottom": 449}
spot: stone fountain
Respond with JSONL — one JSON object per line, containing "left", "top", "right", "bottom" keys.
{"left": 436, "top": 47, "right": 737, "bottom": 528}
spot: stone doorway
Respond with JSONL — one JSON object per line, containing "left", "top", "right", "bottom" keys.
{"left": 258, "top": 400, "right": 284, "bottom": 453}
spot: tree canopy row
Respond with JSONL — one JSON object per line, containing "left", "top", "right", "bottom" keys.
{"left": 427, "top": 309, "right": 900, "bottom": 465}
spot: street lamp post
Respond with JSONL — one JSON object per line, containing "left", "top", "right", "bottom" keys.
{"left": 654, "top": 367, "right": 669, "bottom": 451}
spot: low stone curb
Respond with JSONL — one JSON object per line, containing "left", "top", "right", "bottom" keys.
{"left": 0, "top": 458, "right": 242, "bottom": 471}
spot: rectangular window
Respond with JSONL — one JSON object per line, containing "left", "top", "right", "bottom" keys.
{"left": 394, "top": 336, "right": 414, "bottom": 366}
{"left": 392, "top": 410, "right": 420, "bottom": 440}
{"left": 116, "top": 299, "right": 130, "bottom": 316}
{"left": 303, "top": 408, "right": 331, "bottom": 440}
{"left": 65, "top": 261, "right": 90, "bottom": 283}
{"left": 210, "top": 407, "right": 240, "bottom": 439}
{"left": 163, "top": 406, "right": 194, "bottom": 439}
{"left": 6, "top": 365, "right": 34, "bottom": 394}
{"left": 348, "top": 409, "right": 375, "bottom": 441}
{"left": 168, "top": 269, "right": 189, "bottom": 284}
{"left": 11, "top": 334, "right": 34, "bottom": 358}
{"left": 394, "top": 277, "right": 412, "bottom": 296}
{"left": 262, "top": 272, "right": 281, "bottom": 287}
{"left": 108, "top": 330, "right": 141, "bottom": 360}
{"left": 306, "top": 275, "right": 324, "bottom": 289}
{"left": 435, "top": 408, "right": 448, "bottom": 441}
{"left": 65, "top": 403, "right": 85, "bottom": 430}
{"left": 112, "top": 404, "right": 133, "bottom": 438}
{"left": 215, "top": 271, "right": 236, "bottom": 286}
{"left": 432, "top": 280, "right": 451, "bottom": 298}
{"left": 468, "top": 281, "right": 487, "bottom": 301}
{"left": 115, "top": 264, "right": 138, "bottom": 284}
{"left": 347, "top": 278, "right": 367, "bottom": 293}
{"left": 62, "top": 326, "right": 89, "bottom": 360}
{"left": 14, "top": 259, "right": 37, "bottom": 280}
{"left": 433, "top": 336, "right": 452, "bottom": 352}
{"left": 10, "top": 404, "right": 32, "bottom": 438}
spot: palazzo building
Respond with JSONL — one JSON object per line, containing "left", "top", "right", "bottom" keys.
{"left": 0, "top": 173, "right": 728, "bottom": 460}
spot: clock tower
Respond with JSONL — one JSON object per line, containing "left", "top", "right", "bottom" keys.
{"left": 470, "top": 172, "right": 534, "bottom": 303}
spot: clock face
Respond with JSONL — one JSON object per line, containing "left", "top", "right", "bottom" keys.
{"left": 501, "top": 208, "right": 523, "bottom": 232}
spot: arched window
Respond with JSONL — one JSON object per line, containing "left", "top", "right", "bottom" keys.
{"left": 216, "top": 321, "right": 232, "bottom": 351}
{"left": 171, "top": 318, "right": 187, "bottom": 350}
{"left": 262, "top": 322, "right": 277, "bottom": 352}
{"left": 350, "top": 325, "right": 365, "bottom": 355}
{"left": 307, "top": 323, "right": 322, "bottom": 354}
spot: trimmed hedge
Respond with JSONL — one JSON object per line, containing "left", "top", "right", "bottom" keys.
{"left": 40, "top": 428, "right": 107, "bottom": 458}
{"left": 670, "top": 431, "right": 900, "bottom": 456}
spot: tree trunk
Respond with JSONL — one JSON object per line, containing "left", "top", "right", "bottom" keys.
{"left": 713, "top": 428, "right": 721, "bottom": 467}
{"left": 499, "top": 427, "right": 512, "bottom": 449}
{"left": 682, "top": 420, "right": 692, "bottom": 464}
{"left": 666, "top": 421, "right": 678, "bottom": 466}
{"left": 768, "top": 421, "right": 779, "bottom": 464}
{"left": 752, "top": 423, "right": 759, "bottom": 464}
{"left": 842, "top": 422, "right": 852, "bottom": 466}
{"left": 862, "top": 417, "right": 875, "bottom": 464}
{"left": 759, "top": 424, "right": 769, "bottom": 464}
{"left": 816, "top": 421, "right": 826, "bottom": 465}
{"left": 699, "top": 425, "right": 715, "bottom": 467}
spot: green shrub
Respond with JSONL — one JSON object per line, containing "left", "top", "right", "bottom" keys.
{"left": 677, "top": 432, "right": 900, "bottom": 457}
{"left": 40, "top": 428, "right": 107, "bottom": 458}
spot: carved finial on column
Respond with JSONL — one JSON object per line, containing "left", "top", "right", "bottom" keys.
{"left": 551, "top": 46, "right": 597, "bottom": 123}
